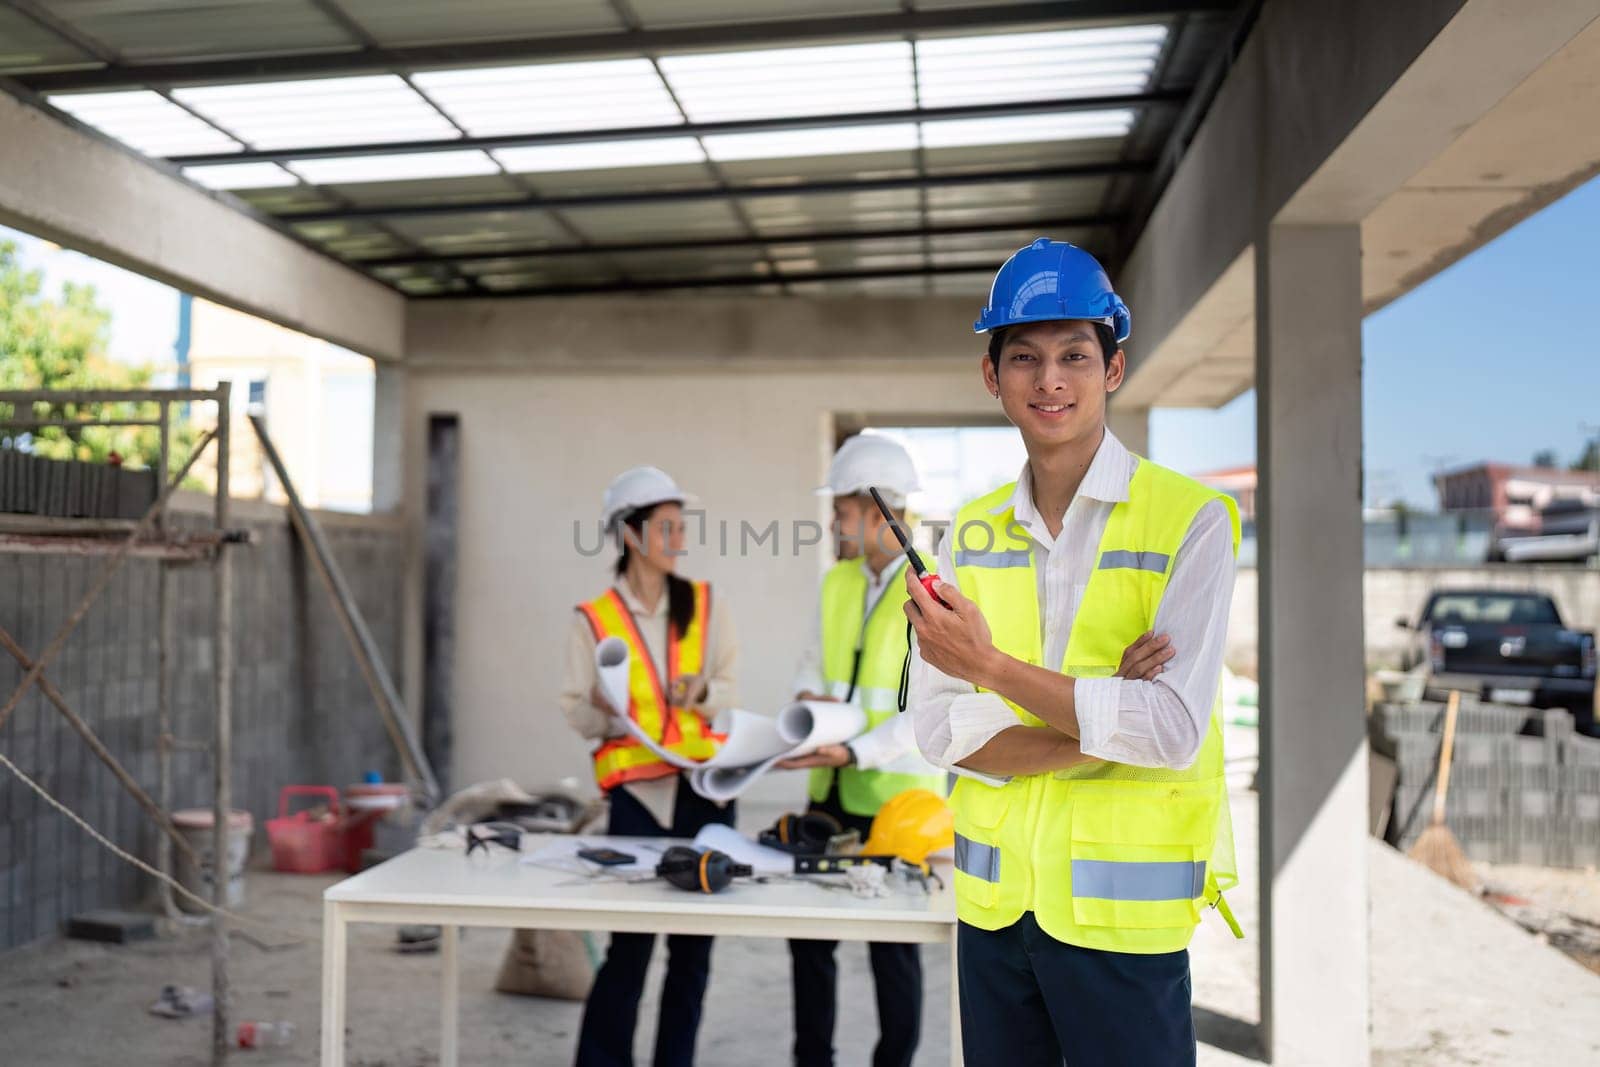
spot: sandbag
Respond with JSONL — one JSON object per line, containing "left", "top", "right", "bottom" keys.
{"left": 493, "top": 928, "right": 595, "bottom": 1000}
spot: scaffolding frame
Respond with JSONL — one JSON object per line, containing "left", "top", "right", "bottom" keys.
{"left": 0, "top": 386, "right": 238, "bottom": 1064}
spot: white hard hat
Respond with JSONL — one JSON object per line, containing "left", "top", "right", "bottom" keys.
{"left": 817, "top": 434, "right": 920, "bottom": 507}
{"left": 602, "top": 466, "right": 694, "bottom": 532}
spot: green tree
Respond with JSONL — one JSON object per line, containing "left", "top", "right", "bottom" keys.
{"left": 1573, "top": 438, "right": 1600, "bottom": 475}
{"left": 1532, "top": 448, "right": 1559, "bottom": 468}
{"left": 0, "top": 239, "right": 193, "bottom": 472}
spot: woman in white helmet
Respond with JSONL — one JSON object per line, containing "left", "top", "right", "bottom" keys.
{"left": 560, "top": 465, "right": 738, "bottom": 1067}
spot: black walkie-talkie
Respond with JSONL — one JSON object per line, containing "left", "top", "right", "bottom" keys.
{"left": 868, "top": 487, "right": 950, "bottom": 609}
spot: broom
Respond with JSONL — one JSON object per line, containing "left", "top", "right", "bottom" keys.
{"left": 1407, "top": 689, "right": 1479, "bottom": 892}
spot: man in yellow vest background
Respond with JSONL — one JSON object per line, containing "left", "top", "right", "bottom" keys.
{"left": 905, "top": 239, "right": 1241, "bottom": 1066}
{"left": 776, "top": 433, "right": 944, "bottom": 1067}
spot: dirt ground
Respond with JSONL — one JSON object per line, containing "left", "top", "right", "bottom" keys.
{"left": 5, "top": 766, "right": 1600, "bottom": 1065}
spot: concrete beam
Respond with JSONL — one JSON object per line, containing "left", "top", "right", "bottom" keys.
{"left": 405, "top": 295, "right": 984, "bottom": 371}
{"left": 1116, "top": 0, "right": 1600, "bottom": 408}
{"left": 1256, "top": 224, "right": 1370, "bottom": 1064}
{"left": 0, "top": 91, "right": 404, "bottom": 361}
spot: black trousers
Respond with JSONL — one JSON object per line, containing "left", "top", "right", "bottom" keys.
{"left": 574, "top": 781, "right": 736, "bottom": 1067}
{"left": 788, "top": 775, "right": 922, "bottom": 1067}
{"left": 957, "top": 913, "right": 1195, "bottom": 1067}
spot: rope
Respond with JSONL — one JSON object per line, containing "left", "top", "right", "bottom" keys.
{"left": 0, "top": 747, "right": 308, "bottom": 945}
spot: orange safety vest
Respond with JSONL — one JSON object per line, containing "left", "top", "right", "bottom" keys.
{"left": 577, "top": 582, "right": 722, "bottom": 791}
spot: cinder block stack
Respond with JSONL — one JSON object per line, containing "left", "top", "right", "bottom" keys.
{"left": 1373, "top": 699, "right": 1599, "bottom": 868}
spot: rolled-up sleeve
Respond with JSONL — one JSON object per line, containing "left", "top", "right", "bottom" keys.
{"left": 1073, "top": 499, "right": 1237, "bottom": 769}
{"left": 909, "top": 535, "right": 1020, "bottom": 781}
{"left": 559, "top": 611, "right": 623, "bottom": 742}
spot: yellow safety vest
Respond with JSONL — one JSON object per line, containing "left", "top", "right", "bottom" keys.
{"left": 577, "top": 582, "right": 721, "bottom": 792}
{"left": 946, "top": 458, "right": 1241, "bottom": 953}
{"left": 809, "top": 558, "right": 945, "bottom": 817}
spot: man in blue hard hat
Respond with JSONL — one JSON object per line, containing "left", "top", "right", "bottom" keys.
{"left": 903, "top": 238, "right": 1243, "bottom": 1065}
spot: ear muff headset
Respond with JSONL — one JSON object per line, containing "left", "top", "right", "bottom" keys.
{"left": 655, "top": 846, "right": 752, "bottom": 894}
{"left": 758, "top": 811, "right": 844, "bottom": 856}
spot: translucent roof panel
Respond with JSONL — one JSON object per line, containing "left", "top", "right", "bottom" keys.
{"left": 704, "top": 124, "right": 918, "bottom": 163}
{"left": 926, "top": 176, "right": 1108, "bottom": 225}
{"left": 47, "top": 0, "right": 352, "bottom": 63}
{"left": 182, "top": 162, "right": 299, "bottom": 190}
{"left": 921, "top": 110, "right": 1136, "bottom": 149}
{"left": 290, "top": 150, "right": 501, "bottom": 185}
{"left": 517, "top": 162, "right": 720, "bottom": 198}
{"left": 923, "top": 134, "right": 1126, "bottom": 175}
{"left": 561, "top": 200, "right": 749, "bottom": 242}
{"left": 290, "top": 218, "right": 411, "bottom": 260}
{"left": 621, "top": 246, "right": 772, "bottom": 281}
{"left": 0, "top": 8, "right": 96, "bottom": 74}
{"left": 46, "top": 90, "right": 242, "bottom": 156}
{"left": 311, "top": 174, "right": 523, "bottom": 209}
{"left": 494, "top": 137, "right": 706, "bottom": 173}
{"left": 630, "top": 0, "right": 900, "bottom": 29}
{"left": 743, "top": 189, "right": 922, "bottom": 236}
{"left": 659, "top": 42, "right": 914, "bottom": 122}
{"left": 382, "top": 210, "right": 579, "bottom": 255}
{"left": 230, "top": 184, "right": 339, "bottom": 215}
{"left": 916, "top": 26, "right": 1167, "bottom": 107}
{"left": 173, "top": 75, "right": 457, "bottom": 150}
{"left": 715, "top": 150, "right": 917, "bottom": 185}
{"left": 414, "top": 60, "right": 682, "bottom": 136}
{"left": 339, "top": 0, "right": 623, "bottom": 45}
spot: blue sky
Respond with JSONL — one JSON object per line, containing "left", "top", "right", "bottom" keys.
{"left": 7, "top": 173, "right": 1600, "bottom": 509}
{"left": 1151, "top": 175, "right": 1600, "bottom": 505}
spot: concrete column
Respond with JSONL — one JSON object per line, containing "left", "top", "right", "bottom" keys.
{"left": 1255, "top": 223, "right": 1369, "bottom": 1065}
{"left": 372, "top": 363, "right": 407, "bottom": 513}
{"left": 1106, "top": 403, "right": 1150, "bottom": 456}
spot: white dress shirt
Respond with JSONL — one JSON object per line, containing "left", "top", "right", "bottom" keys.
{"left": 910, "top": 430, "right": 1236, "bottom": 778}
{"left": 793, "top": 553, "right": 929, "bottom": 772}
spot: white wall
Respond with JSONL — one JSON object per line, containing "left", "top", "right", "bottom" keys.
{"left": 404, "top": 362, "right": 993, "bottom": 797}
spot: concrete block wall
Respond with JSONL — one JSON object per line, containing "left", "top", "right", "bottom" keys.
{"left": 1374, "top": 700, "right": 1600, "bottom": 868}
{"left": 0, "top": 494, "right": 403, "bottom": 950}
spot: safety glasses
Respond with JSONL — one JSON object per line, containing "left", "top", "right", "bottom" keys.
{"left": 465, "top": 822, "right": 522, "bottom": 857}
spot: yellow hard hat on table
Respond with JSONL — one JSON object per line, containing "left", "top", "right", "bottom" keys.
{"left": 862, "top": 789, "right": 954, "bottom": 868}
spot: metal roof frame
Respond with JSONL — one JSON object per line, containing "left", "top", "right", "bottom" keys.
{"left": 0, "top": 0, "right": 1247, "bottom": 298}
{"left": 11, "top": 1, "right": 1234, "bottom": 92}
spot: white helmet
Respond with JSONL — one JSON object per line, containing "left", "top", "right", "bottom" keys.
{"left": 817, "top": 434, "right": 920, "bottom": 508}
{"left": 602, "top": 466, "right": 694, "bottom": 532}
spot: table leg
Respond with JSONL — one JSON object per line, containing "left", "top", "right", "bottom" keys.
{"left": 321, "top": 901, "right": 347, "bottom": 1067}
{"left": 948, "top": 927, "right": 962, "bottom": 1067}
{"left": 441, "top": 924, "right": 459, "bottom": 1067}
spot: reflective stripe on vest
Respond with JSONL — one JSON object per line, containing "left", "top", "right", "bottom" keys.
{"left": 946, "top": 458, "right": 1243, "bottom": 954}
{"left": 952, "top": 548, "right": 1031, "bottom": 569}
{"left": 810, "top": 557, "right": 943, "bottom": 817}
{"left": 1072, "top": 859, "right": 1207, "bottom": 902}
{"left": 578, "top": 583, "right": 720, "bottom": 791}
{"left": 1098, "top": 549, "right": 1170, "bottom": 573}
{"left": 954, "top": 832, "right": 1000, "bottom": 883}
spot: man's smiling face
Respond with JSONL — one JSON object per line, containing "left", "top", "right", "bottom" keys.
{"left": 982, "top": 319, "right": 1125, "bottom": 450}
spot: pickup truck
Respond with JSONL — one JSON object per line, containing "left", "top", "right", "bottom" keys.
{"left": 1397, "top": 589, "right": 1597, "bottom": 734}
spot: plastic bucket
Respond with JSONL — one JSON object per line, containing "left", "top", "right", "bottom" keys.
{"left": 266, "top": 786, "right": 344, "bottom": 874}
{"left": 340, "top": 783, "right": 407, "bottom": 873}
{"left": 170, "top": 808, "right": 254, "bottom": 914}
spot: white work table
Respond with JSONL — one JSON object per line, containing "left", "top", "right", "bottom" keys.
{"left": 320, "top": 835, "right": 958, "bottom": 1065}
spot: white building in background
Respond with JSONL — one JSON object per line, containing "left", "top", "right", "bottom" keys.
{"left": 184, "top": 298, "right": 374, "bottom": 512}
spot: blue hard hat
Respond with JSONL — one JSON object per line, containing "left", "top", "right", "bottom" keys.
{"left": 973, "top": 238, "right": 1131, "bottom": 343}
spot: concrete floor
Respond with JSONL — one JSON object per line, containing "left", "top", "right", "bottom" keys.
{"left": 3, "top": 773, "right": 1600, "bottom": 1065}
